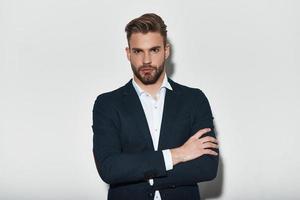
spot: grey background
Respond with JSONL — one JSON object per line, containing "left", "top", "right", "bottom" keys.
{"left": 1, "top": 0, "right": 299, "bottom": 199}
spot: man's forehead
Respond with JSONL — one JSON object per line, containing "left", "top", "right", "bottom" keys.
{"left": 129, "top": 32, "right": 164, "bottom": 48}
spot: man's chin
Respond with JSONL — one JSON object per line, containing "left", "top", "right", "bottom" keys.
{"left": 140, "top": 78, "right": 157, "bottom": 85}
{"left": 134, "top": 69, "right": 164, "bottom": 85}
{"left": 138, "top": 74, "right": 156, "bottom": 85}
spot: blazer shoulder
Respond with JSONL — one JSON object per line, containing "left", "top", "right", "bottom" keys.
{"left": 169, "top": 79, "right": 207, "bottom": 100}
{"left": 93, "top": 81, "right": 130, "bottom": 107}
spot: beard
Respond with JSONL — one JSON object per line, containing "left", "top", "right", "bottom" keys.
{"left": 131, "top": 62, "right": 165, "bottom": 85}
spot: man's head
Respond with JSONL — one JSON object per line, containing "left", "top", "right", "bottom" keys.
{"left": 125, "top": 13, "right": 168, "bottom": 47}
{"left": 125, "top": 13, "right": 170, "bottom": 85}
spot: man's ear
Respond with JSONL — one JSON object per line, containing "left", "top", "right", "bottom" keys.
{"left": 164, "top": 43, "right": 170, "bottom": 60}
{"left": 125, "top": 47, "right": 130, "bottom": 61}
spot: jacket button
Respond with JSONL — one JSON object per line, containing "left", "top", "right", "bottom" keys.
{"left": 149, "top": 192, "right": 154, "bottom": 197}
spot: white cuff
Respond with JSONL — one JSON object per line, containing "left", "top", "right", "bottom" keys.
{"left": 162, "top": 149, "right": 173, "bottom": 171}
{"left": 148, "top": 178, "right": 154, "bottom": 186}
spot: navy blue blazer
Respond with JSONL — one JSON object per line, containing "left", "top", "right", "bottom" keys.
{"left": 92, "top": 78, "right": 219, "bottom": 200}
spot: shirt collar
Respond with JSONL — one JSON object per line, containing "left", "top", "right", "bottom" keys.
{"left": 132, "top": 73, "right": 173, "bottom": 97}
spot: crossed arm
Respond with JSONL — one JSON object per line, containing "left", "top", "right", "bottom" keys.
{"left": 92, "top": 91, "right": 219, "bottom": 188}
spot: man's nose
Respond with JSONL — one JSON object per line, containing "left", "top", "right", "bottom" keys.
{"left": 143, "top": 52, "right": 152, "bottom": 64}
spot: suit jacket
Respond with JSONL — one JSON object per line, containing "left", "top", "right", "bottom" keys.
{"left": 92, "top": 78, "right": 219, "bottom": 200}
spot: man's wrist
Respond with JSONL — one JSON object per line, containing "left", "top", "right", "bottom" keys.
{"left": 170, "top": 147, "right": 185, "bottom": 166}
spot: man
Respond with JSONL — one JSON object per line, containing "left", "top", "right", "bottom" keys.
{"left": 92, "top": 13, "right": 219, "bottom": 200}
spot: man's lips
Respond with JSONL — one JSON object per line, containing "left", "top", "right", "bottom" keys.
{"left": 140, "top": 67, "right": 154, "bottom": 73}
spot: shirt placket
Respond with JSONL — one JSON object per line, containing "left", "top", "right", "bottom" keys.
{"left": 152, "top": 92, "right": 163, "bottom": 200}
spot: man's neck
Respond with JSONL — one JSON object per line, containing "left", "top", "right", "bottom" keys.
{"left": 134, "top": 72, "right": 166, "bottom": 97}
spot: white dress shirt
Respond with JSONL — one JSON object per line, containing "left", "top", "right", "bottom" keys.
{"left": 132, "top": 74, "right": 173, "bottom": 200}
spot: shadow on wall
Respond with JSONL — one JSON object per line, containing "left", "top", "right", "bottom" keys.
{"left": 199, "top": 157, "right": 224, "bottom": 199}
{"left": 198, "top": 125, "right": 224, "bottom": 199}
{"left": 165, "top": 40, "right": 175, "bottom": 78}
{"left": 166, "top": 39, "right": 224, "bottom": 199}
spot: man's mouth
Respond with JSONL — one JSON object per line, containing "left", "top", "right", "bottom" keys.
{"left": 140, "top": 67, "right": 154, "bottom": 73}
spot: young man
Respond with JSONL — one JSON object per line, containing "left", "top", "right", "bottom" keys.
{"left": 92, "top": 13, "right": 219, "bottom": 200}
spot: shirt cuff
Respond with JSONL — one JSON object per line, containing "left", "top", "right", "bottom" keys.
{"left": 149, "top": 178, "right": 154, "bottom": 186}
{"left": 162, "top": 149, "right": 173, "bottom": 171}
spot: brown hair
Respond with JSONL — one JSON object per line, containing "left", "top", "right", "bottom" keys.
{"left": 125, "top": 13, "right": 167, "bottom": 46}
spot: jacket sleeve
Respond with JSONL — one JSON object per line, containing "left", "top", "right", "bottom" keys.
{"left": 153, "top": 90, "right": 219, "bottom": 190}
{"left": 92, "top": 95, "right": 168, "bottom": 185}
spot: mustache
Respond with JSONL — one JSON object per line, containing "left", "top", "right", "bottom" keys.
{"left": 139, "top": 65, "right": 156, "bottom": 69}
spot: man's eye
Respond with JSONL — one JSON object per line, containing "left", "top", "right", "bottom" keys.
{"left": 151, "top": 48, "right": 160, "bottom": 53}
{"left": 133, "top": 50, "right": 141, "bottom": 54}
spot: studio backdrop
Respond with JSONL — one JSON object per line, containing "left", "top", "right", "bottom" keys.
{"left": 1, "top": 0, "right": 299, "bottom": 199}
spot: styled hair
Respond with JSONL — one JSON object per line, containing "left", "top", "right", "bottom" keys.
{"left": 125, "top": 13, "right": 167, "bottom": 46}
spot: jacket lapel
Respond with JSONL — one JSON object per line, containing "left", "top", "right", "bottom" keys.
{"left": 122, "top": 80, "right": 155, "bottom": 150}
{"left": 158, "top": 79, "right": 182, "bottom": 150}
{"left": 121, "top": 78, "right": 182, "bottom": 151}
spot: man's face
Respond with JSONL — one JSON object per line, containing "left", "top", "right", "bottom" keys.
{"left": 126, "top": 32, "right": 170, "bottom": 85}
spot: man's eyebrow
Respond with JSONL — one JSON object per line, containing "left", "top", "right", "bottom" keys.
{"left": 150, "top": 46, "right": 162, "bottom": 50}
{"left": 131, "top": 48, "right": 142, "bottom": 51}
{"left": 131, "top": 46, "right": 162, "bottom": 51}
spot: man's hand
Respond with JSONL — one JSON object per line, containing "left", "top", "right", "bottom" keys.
{"left": 170, "top": 128, "right": 218, "bottom": 166}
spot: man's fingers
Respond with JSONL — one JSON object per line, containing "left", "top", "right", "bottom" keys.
{"left": 201, "top": 142, "right": 219, "bottom": 149}
{"left": 199, "top": 136, "right": 218, "bottom": 144}
{"left": 191, "top": 128, "right": 211, "bottom": 140}
{"left": 203, "top": 149, "right": 218, "bottom": 156}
